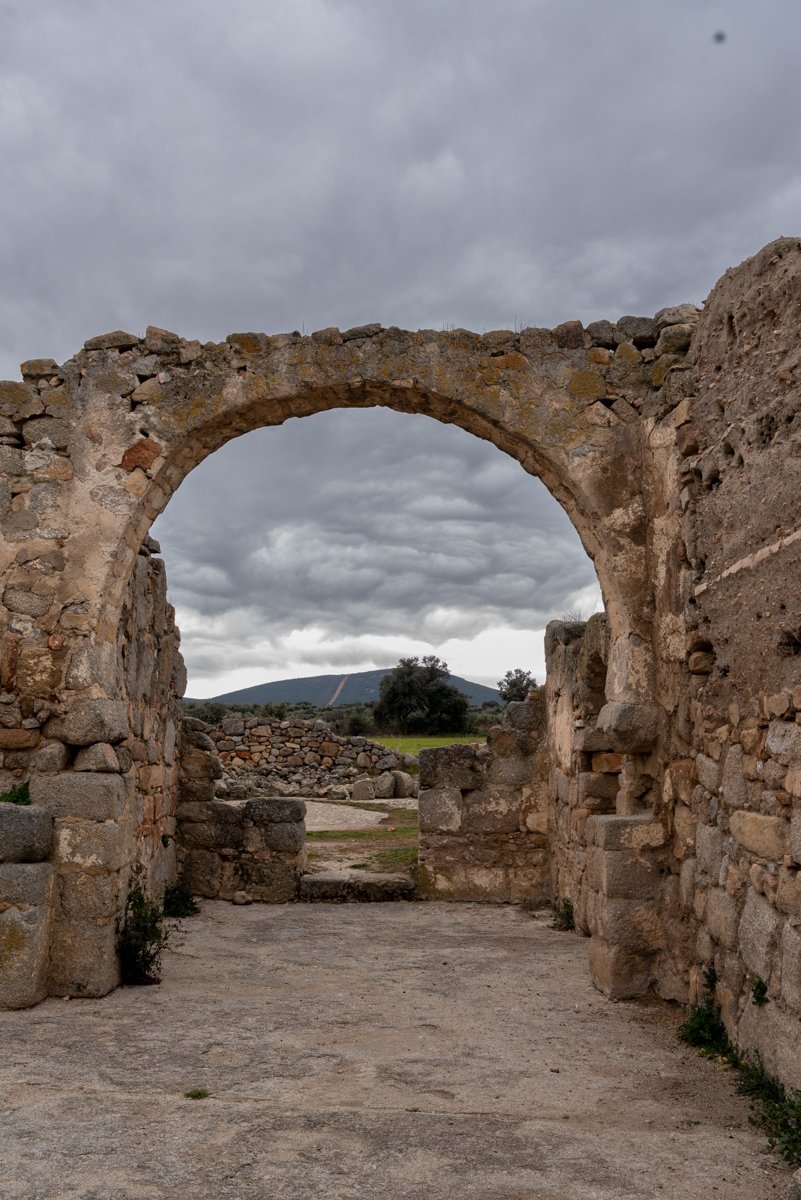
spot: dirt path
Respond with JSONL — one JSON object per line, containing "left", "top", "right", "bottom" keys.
{"left": 0, "top": 903, "right": 789, "bottom": 1199}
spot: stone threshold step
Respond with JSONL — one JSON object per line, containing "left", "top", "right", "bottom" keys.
{"left": 299, "top": 870, "right": 417, "bottom": 903}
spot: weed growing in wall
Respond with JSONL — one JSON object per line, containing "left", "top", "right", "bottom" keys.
{"left": 550, "top": 898, "right": 575, "bottom": 931}
{"left": 0, "top": 782, "right": 31, "bottom": 806}
{"left": 118, "top": 865, "right": 171, "bottom": 985}
{"left": 677, "top": 968, "right": 736, "bottom": 1060}
{"left": 678, "top": 966, "right": 801, "bottom": 1163}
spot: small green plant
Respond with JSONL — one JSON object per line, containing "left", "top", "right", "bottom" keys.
{"left": 184, "top": 1088, "right": 210, "bottom": 1100}
{"left": 737, "top": 1056, "right": 801, "bottom": 1164}
{"left": 750, "top": 976, "right": 769, "bottom": 1006}
{"left": 677, "top": 967, "right": 738, "bottom": 1061}
{"left": 0, "top": 782, "right": 31, "bottom": 806}
{"left": 118, "top": 865, "right": 171, "bottom": 985}
{"left": 163, "top": 883, "right": 199, "bottom": 919}
{"left": 678, "top": 970, "right": 801, "bottom": 1164}
{"left": 550, "top": 898, "right": 575, "bottom": 931}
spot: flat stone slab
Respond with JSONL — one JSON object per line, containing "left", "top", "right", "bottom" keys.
{"left": 299, "top": 869, "right": 417, "bottom": 902}
{"left": 304, "top": 800, "right": 387, "bottom": 831}
{"left": 0, "top": 903, "right": 788, "bottom": 1199}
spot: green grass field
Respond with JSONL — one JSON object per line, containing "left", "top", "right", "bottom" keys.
{"left": 373, "top": 733, "right": 487, "bottom": 757}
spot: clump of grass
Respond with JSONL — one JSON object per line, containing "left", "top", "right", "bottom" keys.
{"left": 738, "top": 1056, "right": 801, "bottom": 1164}
{"left": 750, "top": 976, "right": 769, "bottom": 1006}
{"left": 373, "top": 845, "right": 418, "bottom": 870}
{"left": 184, "top": 1088, "right": 210, "bottom": 1100}
{"left": 163, "top": 883, "right": 199, "bottom": 919}
{"left": 678, "top": 966, "right": 801, "bottom": 1164}
{"left": 0, "top": 782, "right": 31, "bottom": 806}
{"left": 118, "top": 865, "right": 171, "bottom": 986}
{"left": 677, "top": 968, "right": 737, "bottom": 1061}
{"left": 550, "top": 898, "right": 575, "bottom": 931}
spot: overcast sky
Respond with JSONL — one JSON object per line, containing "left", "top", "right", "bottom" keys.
{"left": 2, "top": 1, "right": 800, "bottom": 695}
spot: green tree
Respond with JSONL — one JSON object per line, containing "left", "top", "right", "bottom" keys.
{"left": 498, "top": 668, "right": 536, "bottom": 704}
{"left": 374, "top": 656, "right": 469, "bottom": 734}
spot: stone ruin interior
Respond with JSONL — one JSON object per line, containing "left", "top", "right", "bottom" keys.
{"left": 2, "top": 237, "right": 801, "bottom": 1093}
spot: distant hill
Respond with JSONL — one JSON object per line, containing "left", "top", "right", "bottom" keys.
{"left": 189, "top": 668, "right": 502, "bottom": 708}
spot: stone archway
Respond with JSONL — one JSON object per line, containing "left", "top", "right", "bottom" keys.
{"left": 0, "top": 315, "right": 676, "bottom": 1002}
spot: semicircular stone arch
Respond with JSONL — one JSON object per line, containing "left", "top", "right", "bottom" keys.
{"left": 0, "top": 310, "right": 690, "bottom": 1004}
{"left": 35, "top": 323, "right": 657, "bottom": 706}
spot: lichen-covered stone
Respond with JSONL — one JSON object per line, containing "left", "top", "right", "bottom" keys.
{"left": 0, "top": 863, "right": 54, "bottom": 1007}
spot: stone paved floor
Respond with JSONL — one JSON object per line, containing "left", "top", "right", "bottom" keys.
{"left": 0, "top": 903, "right": 789, "bottom": 1199}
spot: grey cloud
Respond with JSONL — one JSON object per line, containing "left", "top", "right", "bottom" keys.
{"left": 1, "top": 0, "right": 799, "bottom": 688}
{"left": 154, "top": 409, "right": 595, "bottom": 649}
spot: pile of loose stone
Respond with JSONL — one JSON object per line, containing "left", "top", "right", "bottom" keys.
{"left": 207, "top": 714, "right": 414, "bottom": 801}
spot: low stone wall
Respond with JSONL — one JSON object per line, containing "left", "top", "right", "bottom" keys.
{"left": 417, "top": 693, "right": 550, "bottom": 903}
{"left": 177, "top": 796, "right": 306, "bottom": 903}
{"left": 0, "top": 802, "right": 55, "bottom": 1008}
{"left": 208, "top": 715, "right": 398, "bottom": 797}
{"left": 543, "top": 616, "right": 681, "bottom": 1001}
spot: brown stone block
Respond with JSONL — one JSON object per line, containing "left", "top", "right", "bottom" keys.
{"left": 83, "top": 330, "right": 140, "bottom": 351}
{"left": 57, "top": 870, "right": 122, "bottom": 923}
{"left": 737, "top": 992, "right": 801, "bottom": 1091}
{"left": 587, "top": 847, "right": 660, "bottom": 900}
{"left": 44, "top": 699, "right": 129, "bottom": 747}
{"left": 0, "top": 805, "right": 53, "bottom": 862}
{"left": 460, "top": 787, "right": 521, "bottom": 834}
{"left": 586, "top": 814, "right": 666, "bottom": 852}
{"left": 0, "top": 727, "right": 40, "bottom": 749}
{"left": 596, "top": 897, "right": 665, "bottom": 953}
{"left": 588, "top": 938, "right": 653, "bottom": 1000}
{"left": 738, "top": 887, "right": 781, "bottom": 978}
{"left": 20, "top": 358, "right": 59, "bottom": 377}
{"left": 418, "top": 787, "right": 462, "bottom": 833}
{"left": 47, "top": 918, "right": 120, "bottom": 998}
{"left": 0, "top": 884, "right": 54, "bottom": 1008}
{"left": 120, "top": 437, "right": 163, "bottom": 472}
{"left": 55, "top": 819, "right": 133, "bottom": 873}
{"left": 729, "top": 811, "right": 788, "bottom": 859}
{"left": 705, "top": 886, "right": 740, "bottom": 948}
{"left": 179, "top": 848, "right": 221, "bottom": 898}
{"left": 591, "top": 752, "right": 624, "bottom": 773}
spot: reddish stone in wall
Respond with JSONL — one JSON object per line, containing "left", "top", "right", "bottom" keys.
{"left": 120, "top": 438, "right": 162, "bottom": 472}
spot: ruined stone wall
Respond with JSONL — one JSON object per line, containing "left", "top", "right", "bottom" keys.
{"left": 0, "top": 802, "right": 55, "bottom": 1007}
{"left": 543, "top": 616, "right": 681, "bottom": 1001}
{"left": 177, "top": 796, "right": 306, "bottom": 904}
{"left": 0, "top": 540, "right": 185, "bottom": 1004}
{"left": 4, "top": 237, "right": 801, "bottom": 1099}
{"left": 116, "top": 538, "right": 185, "bottom": 894}
{"left": 418, "top": 694, "right": 550, "bottom": 903}
{"left": 208, "top": 714, "right": 399, "bottom": 796}
{"left": 654, "top": 240, "right": 801, "bottom": 1085}
{"left": 545, "top": 615, "right": 616, "bottom": 926}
